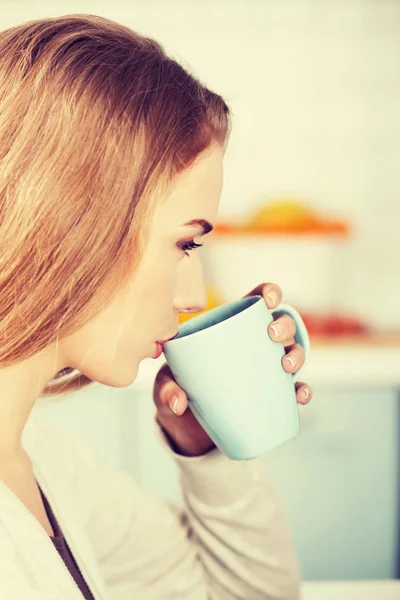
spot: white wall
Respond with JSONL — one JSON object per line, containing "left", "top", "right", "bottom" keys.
{"left": 3, "top": 0, "right": 399, "bottom": 326}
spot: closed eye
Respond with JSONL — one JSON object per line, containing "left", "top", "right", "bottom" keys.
{"left": 177, "top": 240, "right": 203, "bottom": 257}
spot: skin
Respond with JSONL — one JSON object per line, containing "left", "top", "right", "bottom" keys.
{"left": 0, "top": 144, "right": 312, "bottom": 532}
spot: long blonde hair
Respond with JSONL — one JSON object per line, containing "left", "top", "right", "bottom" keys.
{"left": 0, "top": 14, "right": 230, "bottom": 396}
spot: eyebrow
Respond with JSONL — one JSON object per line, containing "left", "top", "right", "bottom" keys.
{"left": 181, "top": 219, "right": 214, "bottom": 236}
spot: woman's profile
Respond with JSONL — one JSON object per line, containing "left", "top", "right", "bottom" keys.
{"left": 0, "top": 14, "right": 312, "bottom": 599}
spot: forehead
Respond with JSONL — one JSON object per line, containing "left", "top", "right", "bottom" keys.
{"left": 158, "top": 145, "right": 223, "bottom": 226}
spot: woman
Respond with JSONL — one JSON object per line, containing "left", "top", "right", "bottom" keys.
{"left": 0, "top": 14, "right": 313, "bottom": 600}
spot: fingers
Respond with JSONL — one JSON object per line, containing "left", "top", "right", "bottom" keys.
{"left": 244, "top": 282, "right": 283, "bottom": 308}
{"left": 154, "top": 363, "right": 174, "bottom": 387}
{"left": 295, "top": 382, "right": 312, "bottom": 405}
{"left": 267, "top": 314, "right": 311, "bottom": 402}
{"left": 160, "top": 386, "right": 188, "bottom": 416}
{"left": 277, "top": 339, "right": 310, "bottom": 402}
{"left": 167, "top": 392, "right": 188, "bottom": 416}
{"left": 268, "top": 314, "right": 296, "bottom": 345}
{"left": 281, "top": 343, "right": 305, "bottom": 373}
{"left": 154, "top": 363, "right": 188, "bottom": 415}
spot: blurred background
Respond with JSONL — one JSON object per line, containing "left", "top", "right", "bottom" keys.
{"left": 6, "top": 0, "right": 398, "bottom": 594}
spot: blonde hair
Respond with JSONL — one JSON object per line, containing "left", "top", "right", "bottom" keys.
{"left": 0, "top": 14, "right": 230, "bottom": 396}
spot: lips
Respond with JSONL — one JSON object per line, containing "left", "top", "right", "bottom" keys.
{"left": 153, "top": 332, "right": 179, "bottom": 359}
{"left": 153, "top": 342, "right": 163, "bottom": 359}
{"left": 157, "top": 332, "right": 179, "bottom": 345}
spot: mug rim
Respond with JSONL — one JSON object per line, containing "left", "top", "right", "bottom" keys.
{"left": 163, "top": 294, "right": 264, "bottom": 347}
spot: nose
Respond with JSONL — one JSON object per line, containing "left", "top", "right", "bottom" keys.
{"left": 173, "top": 251, "right": 208, "bottom": 315}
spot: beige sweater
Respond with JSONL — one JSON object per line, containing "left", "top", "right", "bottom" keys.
{"left": 0, "top": 414, "right": 300, "bottom": 599}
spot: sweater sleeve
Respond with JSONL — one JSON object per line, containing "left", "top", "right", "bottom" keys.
{"left": 76, "top": 420, "right": 300, "bottom": 600}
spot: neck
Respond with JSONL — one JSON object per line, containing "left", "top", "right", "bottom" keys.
{"left": 0, "top": 348, "right": 61, "bottom": 460}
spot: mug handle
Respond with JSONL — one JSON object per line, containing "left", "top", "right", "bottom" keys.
{"left": 270, "top": 302, "right": 311, "bottom": 383}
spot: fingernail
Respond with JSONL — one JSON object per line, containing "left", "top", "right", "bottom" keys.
{"left": 168, "top": 394, "right": 180, "bottom": 415}
{"left": 284, "top": 356, "right": 295, "bottom": 368}
{"left": 303, "top": 388, "right": 309, "bottom": 400}
{"left": 267, "top": 292, "right": 278, "bottom": 305}
{"left": 270, "top": 323, "right": 285, "bottom": 338}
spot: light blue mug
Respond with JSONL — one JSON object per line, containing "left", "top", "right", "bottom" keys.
{"left": 162, "top": 295, "right": 310, "bottom": 460}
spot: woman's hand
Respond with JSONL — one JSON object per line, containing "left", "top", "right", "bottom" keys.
{"left": 153, "top": 282, "right": 312, "bottom": 457}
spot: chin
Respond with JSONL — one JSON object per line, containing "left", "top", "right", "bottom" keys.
{"left": 81, "top": 361, "right": 140, "bottom": 388}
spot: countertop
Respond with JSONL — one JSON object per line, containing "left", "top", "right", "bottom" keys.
{"left": 301, "top": 579, "right": 400, "bottom": 599}
{"left": 301, "top": 332, "right": 400, "bottom": 388}
{"left": 131, "top": 333, "right": 400, "bottom": 391}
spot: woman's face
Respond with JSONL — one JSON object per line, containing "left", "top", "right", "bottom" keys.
{"left": 59, "top": 145, "right": 223, "bottom": 387}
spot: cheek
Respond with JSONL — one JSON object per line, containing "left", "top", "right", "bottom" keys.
{"left": 60, "top": 296, "right": 144, "bottom": 386}
{"left": 63, "top": 253, "right": 179, "bottom": 384}
{"left": 134, "top": 254, "right": 178, "bottom": 313}
{"left": 67, "top": 326, "right": 142, "bottom": 387}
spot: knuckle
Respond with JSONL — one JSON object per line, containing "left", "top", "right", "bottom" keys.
{"left": 267, "top": 282, "right": 282, "bottom": 293}
{"left": 265, "top": 282, "right": 282, "bottom": 296}
{"left": 280, "top": 314, "right": 292, "bottom": 326}
{"left": 160, "top": 380, "right": 179, "bottom": 398}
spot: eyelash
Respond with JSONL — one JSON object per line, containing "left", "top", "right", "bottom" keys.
{"left": 177, "top": 240, "right": 203, "bottom": 257}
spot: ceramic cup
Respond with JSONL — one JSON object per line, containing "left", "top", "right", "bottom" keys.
{"left": 162, "top": 295, "right": 310, "bottom": 460}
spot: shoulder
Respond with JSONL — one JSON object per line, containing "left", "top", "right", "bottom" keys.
{"left": 22, "top": 412, "right": 151, "bottom": 524}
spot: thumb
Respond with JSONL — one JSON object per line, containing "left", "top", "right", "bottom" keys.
{"left": 153, "top": 364, "right": 188, "bottom": 416}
